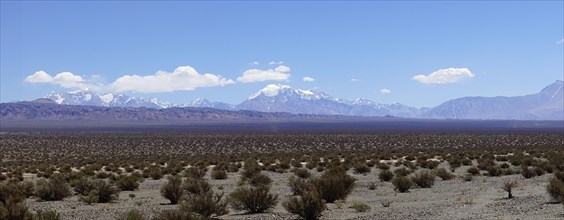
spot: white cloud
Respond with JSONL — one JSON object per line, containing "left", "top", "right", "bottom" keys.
{"left": 249, "top": 61, "right": 259, "bottom": 65}
{"left": 380, "top": 88, "right": 391, "bottom": 94}
{"left": 351, "top": 78, "right": 360, "bottom": 82}
{"left": 268, "top": 61, "right": 283, "bottom": 65}
{"left": 24, "top": 70, "right": 95, "bottom": 89}
{"left": 237, "top": 65, "right": 291, "bottom": 83}
{"left": 557, "top": 38, "right": 564, "bottom": 44}
{"left": 412, "top": 68, "right": 475, "bottom": 84}
{"left": 110, "top": 66, "right": 234, "bottom": 93}
{"left": 302, "top": 76, "right": 315, "bottom": 82}
{"left": 24, "top": 66, "right": 235, "bottom": 93}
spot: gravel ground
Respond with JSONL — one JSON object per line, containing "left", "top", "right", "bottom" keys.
{"left": 25, "top": 164, "right": 564, "bottom": 220}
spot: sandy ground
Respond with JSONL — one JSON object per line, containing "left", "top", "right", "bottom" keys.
{"left": 24, "top": 164, "right": 564, "bottom": 220}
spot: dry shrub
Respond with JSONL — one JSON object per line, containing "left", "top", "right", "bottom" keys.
{"left": 288, "top": 176, "right": 311, "bottom": 196}
{"left": 411, "top": 171, "right": 435, "bottom": 188}
{"left": 183, "top": 191, "right": 228, "bottom": 218}
{"left": 378, "top": 170, "right": 394, "bottom": 182}
{"left": 310, "top": 167, "right": 356, "bottom": 203}
{"left": 392, "top": 176, "right": 412, "bottom": 193}
{"left": 34, "top": 209, "right": 61, "bottom": 220}
{"left": 160, "top": 175, "right": 183, "bottom": 204}
{"left": 35, "top": 174, "right": 71, "bottom": 201}
{"left": 183, "top": 178, "right": 211, "bottom": 195}
{"left": 502, "top": 179, "right": 519, "bottom": 199}
{"left": 283, "top": 192, "right": 326, "bottom": 220}
{"left": 116, "top": 209, "right": 144, "bottom": 220}
{"left": 228, "top": 186, "right": 278, "bottom": 213}
{"left": 292, "top": 168, "right": 311, "bottom": 179}
{"left": 435, "top": 168, "right": 455, "bottom": 180}
{"left": 116, "top": 175, "right": 141, "bottom": 191}
{"left": 211, "top": 170, "right": 227, "bottom": 180}
{"left": 547, "top": 172, "right": 564, "bottom": 204}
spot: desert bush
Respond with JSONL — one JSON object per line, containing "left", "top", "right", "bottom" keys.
{"left": 116, "top": 175, "right": 140, "bottom": 191}
{"left": 353, "top": 164, "right": 370, "bottom": 175}
{"left": 228, "top": 186, "right": 278, "bottom": 213}
{"left": 434, "top": 168, "right": 454, "bottom": 180}
{"left": 292, "top": 168, "right": 311, "bottom": 179}
{"left": 0, "top": 180, "right": 34, "bottom": 220}
{"left": 34, "top": 209, "right": 60, "bottom": 220}
{"left": 378, "top": 163, "right": 390, "bottom": 170}
{"left": 247, "top": 173, "right": 272, "bottom": 187}
{"left": 183, "top": 178, "right": 211, "bottom": 195}
{"left": 0, "top": 199, "right": 32, "bottom": 220}
{"left": 378, "top": 170, "right": 394, "bottom": 182}
{"left": 393, "top": 168, "right": 410, "bottom": 177}
{"left": 211, "top": 170, "right": 227, "bottom": 180}
{"left": 349, "top": 201, "right": 371, "bottom": 212}
{"left": 116, "top": 209, "right": 144, "bottom": 220}
{"left": 487, "top": 166, "right": 502, "bottom": 177}
{"left": 282, "top": 192, "right": 326, "bottom": 220}
{"left": 461, "top": 158, "right": 472, "bottom": 166}
{"left": 35, "top": 174, "right": 71, "bottom": 201}
{"left": 533, "top": 166, "right": 545, "bottom": 176}
{"left": 547, "top": 172, "right": 564, "bottom": 203}
{"left": 183, "top": 191, "right": 228, "bottom": 218}
{"left": 184, "top": 167, "right": 206, "bottom": 179}
{"left": 288, "top": 176, "right": 311, "bottom": 196}
{"left": 467, "top": 166, "right": 480, "bottom": 175}
{"left": 0, "top": 174, "right": 7, "bottom": 182}
{"left": 411, "top": 171, "right": 435, "bottom": 188}
{"left": 227, "top": 164, "right": 239, "bottom": 173}
{"left": 160, "top": 175, "right": 184, "bottom": 204}
{"left": 73, "top": 177, "right": 96, "bottom": 196}
{"left": 521, "top": 167, "right": 536, "bottom": 178}
{"left": 502, "top": 179, "right": 519, "bottom": 199}
{"left": 78, "top": 179, "right": 120, "bottom": 204}
{"left": 241, "top": 159, "right": 262, "bottom": 180}
{"left": 392, "top": 176, "right": 413, "bottom": 193}
{"left": 310, "top": 167, "right": 356, "bottom": 203}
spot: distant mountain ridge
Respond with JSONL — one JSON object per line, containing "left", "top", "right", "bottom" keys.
{"left": 17, "top": 80, "right": 564, "bottom": 120}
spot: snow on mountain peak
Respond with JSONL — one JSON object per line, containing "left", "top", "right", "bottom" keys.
{"left": 248, "top": 84, "right": 323, "bottom": 100}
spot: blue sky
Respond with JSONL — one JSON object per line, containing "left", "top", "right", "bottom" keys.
{"left": 1, "top": 1, "right": 563, "bottom": 107}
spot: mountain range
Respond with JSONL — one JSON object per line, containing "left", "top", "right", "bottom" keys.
{"left": 6, "top": 80, "right": 564, "bottom": 120}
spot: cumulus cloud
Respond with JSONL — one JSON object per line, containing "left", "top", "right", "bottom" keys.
{"left": 557, "top": 38, "right": 564, "bottom": 44}
{"left": 249, "top": 61, "right": 260, "bottom": 65}
{"left": 268, "top": 61, "right": 283, "bottom": 65}
{"left": 412, "top": 68, "right": 475, "bottom": 84}
{"left": 237, "top": 65, "right": 291, "bottom": 83}
{"left": 24, "top": 71, "right": 96, "bottom": 89}
{"left": 110, "top": 66, "right": 234, "bottom": 93}
{"left": 380, "top": 88, "right": 391, "bottom": 94}
{"left": 24, "top": 66, "right": 235, "bottom": 93}
{"left": 302, "top": 76, "right": 315, "bottom": 82}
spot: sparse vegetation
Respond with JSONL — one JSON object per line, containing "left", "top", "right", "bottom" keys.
{"left": 502, "top": 179, "right": 519, "bottom": 199}
{"left": 310, "top": 167, "right": 356, "bottom": 203}
{"left": 35, "top": 174, "right": 71, "bottom": 201}
{"left": 228, "top": 186, "right": 278, "bottom": 213}
{"left": 160, "top": 175, "right": 184, "bottom": 204}
{"left": 392, "top": 176, "right": 413, "bottom": 193}
{"left": 283, "top": 192, "right": 326, "bottom": 220}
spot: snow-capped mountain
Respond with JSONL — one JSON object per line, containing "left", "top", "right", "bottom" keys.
{"left": 182, "top": 97, "right": 234, "bottom": 110}
{"left": 236, "top": 84, "right": 419, "bottom": 117}
{"left": 45, "top": 90, "right": 172, "bottom": 109}
{"left": 36, "top": 80, "right": 564, "bottom": 120}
